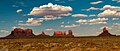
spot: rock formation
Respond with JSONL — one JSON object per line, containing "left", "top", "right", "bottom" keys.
{"left": 53, "top": 30, "right": 74, "bottom": 37}
{"left": 98, "top": 27, "right": 115, "bottom": 36}
{"left": 6, "top": 28, "right": 35, "bottom": 38}
{"left": 36, "top": 31, "right": 50, "bottom": 38}
{"left": 66, "top": 30, "right": 74, "bottom": 37}
{"left": 53, "top": 31, "right": 66, "bottom": 37}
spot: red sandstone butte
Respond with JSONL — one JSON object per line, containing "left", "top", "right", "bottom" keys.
{"left": 36, "top": 31, "right": 50, "bottom": 38}
{"left": 98, "top": 27, "right": 116, "bottom": 36}
{"left": 6, "top": 28, "right": 35, "bottom": 38}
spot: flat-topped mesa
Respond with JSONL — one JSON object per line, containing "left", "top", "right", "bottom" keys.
{"left": 53, "top": 31, "right": 67, "bottom": 37}
{"left": 53, "top": 30, "right": 74, "bottom": 37}
{"left": 53, "top": 31, "right": 66, "bottom": 36}
{"left": 24, "top": 29, "right": 33, "bottom": 34}
{"left": 98, "top": 27, "right": 115, "bottom": 36}
{"left": 6, "top": 28, "right": 35, "bottom": 38}
{"left": 13, "top": 28, "right": 24, "bottom": 33}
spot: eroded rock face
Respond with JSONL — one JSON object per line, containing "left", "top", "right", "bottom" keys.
{"left": 68, "top": 30, "right": 72, "bottom": 35}
{"left": 67, "top": 30, "right": 74, "bottom": 37}
{"left": 53, "top": 30, "right": 74, "bottom": 37}
{"left": 14, "top": 28, "right": 24, "bottom": 33}
{"left": 54, "top": 31, "right": 65, "bottom": 36}
{"left": 98, "top": 27, "right": 115, "bottom": 36}
{"left": 36, "top": 31, "right": 50, "bottom": 38}
{"left": 6, "top": 28, "right": 35, "bottom": 38}
{"left": 41, "top": 31, "right": 45, "bottom": 36}
{"left": 24, "top": 29, "right": 33, "bottom": 34}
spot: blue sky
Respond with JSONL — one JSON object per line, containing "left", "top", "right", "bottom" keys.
{"left": 0, "top": 0, "right": 120, "bottom": 37}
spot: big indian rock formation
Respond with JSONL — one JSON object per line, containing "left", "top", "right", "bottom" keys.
{"left": 98, "top": 27, "right": 116, "bottom": 36}
{"left": 6, "top": 28, "right": 35, "bottom": 38}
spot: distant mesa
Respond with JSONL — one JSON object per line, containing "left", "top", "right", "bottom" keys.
{"left": 6, "top": 28, "right": 35, "bottom": 38}
{"left": 36, "top": 31, "right": 50, "bottom": 38}
{"left": 2, "top": 27, "right": 118, "bottom": 39}
{"left": 98, "top": 27, "right": 116, "bottom": 36}
{"left": 53, "top": 30, "right": 74, "bottom": 37}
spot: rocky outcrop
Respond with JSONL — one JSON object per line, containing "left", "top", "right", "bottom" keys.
{"left": 53, "top": 30, "right": 74, "bottom": 37}
{"left": 53, "top": 31, "right": 66, "bottom": 37}
{"left": 6, "top": 28, "right": 35, "bottom": 38}
{"left": 98, "top": 27, "right": 116, "bottom": 36}
{"left": 67, "top": 30, "right": 74, "bottom": 37}
{"left": 36, "top": 31, "right": 50, "bottom": 38}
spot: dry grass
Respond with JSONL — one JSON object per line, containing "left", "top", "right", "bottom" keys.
{"left": 0, "top": 37, "right": 120, "bottom": 51}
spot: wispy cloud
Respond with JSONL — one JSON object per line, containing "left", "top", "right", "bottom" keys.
{"left": 19, "top": 17, "right": 62, "bottom": 26}
{"left": 0, "top": 30, "right": 9, "bottom": 33}
{"left": 100, "top": 26, "right": 112, "bottom": 30}
{"left": 112, "top": 0, "right": 120, "bottom": 2}
{"left": 90, "top": 1, "right": 102, "bottom": 4}
{"left": 76, "top": 18, "right": 108, "bottom": 25}
{"left": 16, "top": 9, "right": 22, "bottom": 13}
{"left": 86, "top": 7, "right": 100, "bottom": 11}
{"left": 45, "top": 28, "right": 54, "bottom": 31}
{"left": 62, "top": 24, "right": 80, "bottom": 28}
{"left": 72, "top": 14, "right": 88, "bottom": 17}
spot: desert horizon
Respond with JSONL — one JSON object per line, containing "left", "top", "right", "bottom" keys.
{"left": 1, "top": 0, "right": 120, "bottom": 51}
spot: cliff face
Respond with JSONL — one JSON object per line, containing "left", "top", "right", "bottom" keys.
{"left": 54, "top": 31, "right": 65, "bottom": 36}
{"left": 4, "top": 28, "right": 74, "bottom": 38}
{"left": 98, "top": 27, "right": 115, "bottom": 36}
{"left": 6, "top": 28, "right": 35, "bottom": 38}
{"left": 53, "top": 30, "right": 74, "bottom": 37}
{"left": 36, "top": 31, "right": 50, "bottom": 38}
{"left": 67, "top": 30, "right": 74, "bottom": 37}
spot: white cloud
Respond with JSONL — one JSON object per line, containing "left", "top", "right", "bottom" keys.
{"left": 16, "top": 9, "right": 22, "bottom": 13}
{"left": 63, "top": 24, "right": 80, "bottom": 28}
{"left": 89, "top": 22, "right": 107, "bottom": 25}
{"left": 98, "top": 5, "right": 120, "bottom": 17}
{"left": 112, "top": 0, "right": 120, "bottom": 2}
{"left": 19, "top": 17, "right": 61, "bottom": 26}
{"left": 45, "top": 28, "right": 54, "bottom": 31}
{"left": 86, "top": 7, "right": 100, "bottom": 11}
{"left": 76, "top": 18, "right": 108, "bottom": 25}
{"left": 12, "top": 26, "right": 24, "bottom": 29}
{"left": 101, "top": 5, "right": 120, "bottom": 11}
{"left": 61, "top": 22, "right": 64, "bottom": 25}
{"left": 100, "top": 26, "right": 112, "bottom": 30}
{"left": 76, "top": 20, "right": 87, "bottom": 23}
{"left": 43, "top": 16, "right": 62, "bottom": 20}
{"left": 98, "top": 9, "right": 120, "bottom": 17}
{"left": 18, "top": 21, "right": 23, "bottom": 22}
{"left": 90, "top": 1, "right": 102, "bottom": 4}
{"left": 28, "top": 3, "right": 72, "bottom": 17}
{"left": 72, "top": 14, "right": 88, "bottom": 17}
{"left": 61, "top": 25, "right": 64, "bottom": 27}
{"left": 0, "top": 30, "right": 9, "bottom": 33}
{"left": 18, "top": 18, "right": 43, "bottom": 26}
{"left": 18, "top": 23, "right": 41, "bottom": 26}
{"left": 112, "top": 18, "right": 119, "bottom": 20}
